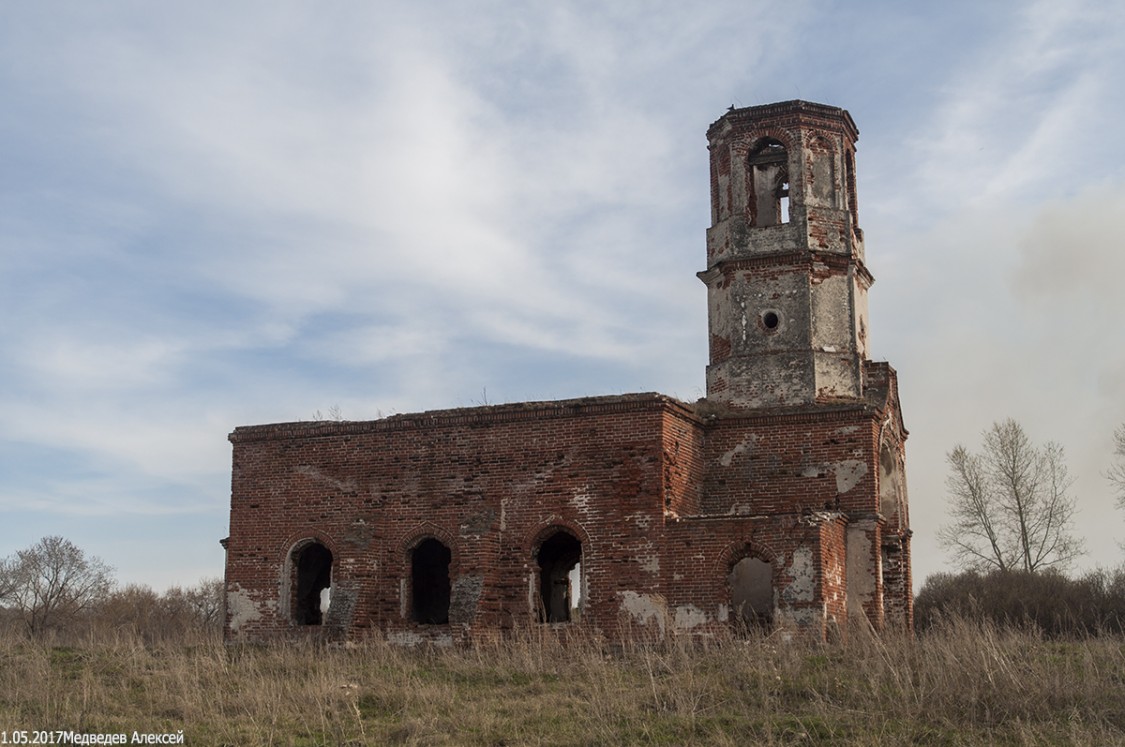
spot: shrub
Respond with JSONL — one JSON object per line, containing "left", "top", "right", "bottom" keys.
{"left": 915, "top": 566, "right": 1125, "bottom": 636}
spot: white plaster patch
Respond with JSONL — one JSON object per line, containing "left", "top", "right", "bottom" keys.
{"left": 833, "top": 460, "right": 867, "bottom": 493}
{"left": 571, "top": 486, "right": 591, "bottom": 510}
{"left": 726, "top": 503, "right": 753, "bottom": 516}
{"left": 717, "top": 603, "right": 730, "bottom": 622}
{"left": 846, "top": 525, "right": 876, "bottom": 618}
{"left": 226, "top": 586, "right": 264, "bottom": 634}
{"left": 719, "top": 435, "right": 757, "bottom": 467}
{"left": 674, "top": 605, "right": 710, "bottom": 630}
{"left": 799, "top": 510, "right": 845, "bottom": 526}
{"left": 784, "top": 547, "right": 815, "bottom": 602}
{"left": 834, "top": 425, "right": 859, "bottom": 435}
{"left": 389, "top": 631, "right": 420, "bottom": 646}
{"left": 294, "top": 465, "right": 357, "bottom": 493}
{"left": 619, "top": 591, "right": 667, "bottom": 636}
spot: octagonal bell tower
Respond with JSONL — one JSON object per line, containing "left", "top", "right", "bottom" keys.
{"left": 699, "top": 100, "right": 872, "bottom": 408}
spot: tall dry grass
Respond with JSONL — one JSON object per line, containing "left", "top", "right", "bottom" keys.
{"left": 2, "top": 618, "right": 1124, "bottom": 745}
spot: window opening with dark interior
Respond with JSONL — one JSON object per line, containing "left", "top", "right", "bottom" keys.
{"left": 537, "top": 531, "right": 582, "bottom": 623}
{"left": 729, "top": 556, "right": 772, "bottom": 631}
{"left": 748, "top": 138, "right": 790, "bottom": 227}
{"left": 293, "top": 542, "right": 332, "bottom": 626}
{"left": 411, "top": 538, "right": 452, "bottom": 624}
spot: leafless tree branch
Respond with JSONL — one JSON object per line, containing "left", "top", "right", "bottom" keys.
{"left": 939, "top": 420, "right": 1084, "bottom": 573}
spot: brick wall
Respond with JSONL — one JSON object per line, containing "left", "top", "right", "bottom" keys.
{"left": 225, "top": 389, "right": 910, "bottom": 642}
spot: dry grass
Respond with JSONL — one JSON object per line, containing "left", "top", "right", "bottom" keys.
{"left": 2, "top": 619, "right": 1124, "bottom": 746}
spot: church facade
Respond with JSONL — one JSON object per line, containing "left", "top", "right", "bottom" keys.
{"left": 223, "top": 100, "right": 912, "bottom": 643}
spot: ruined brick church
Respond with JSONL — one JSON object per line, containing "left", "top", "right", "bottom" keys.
{"left": 223, "top": 100, "right": 912, "bottom": 643}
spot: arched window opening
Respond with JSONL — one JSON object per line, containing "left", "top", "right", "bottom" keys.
{"left": 748, "top": 138, "right": 790, "bottom": 227}
{"left": 729, "top": 556, "right": 772, "bottom": 631}
{"left": 293, "top": 542, "right": 332, "bottom": 626}
{"left": 537, "top": 532, "right": 582, "bottom": 623}
{"left": 411, "top": 538, "right": 452, "bottom": 625}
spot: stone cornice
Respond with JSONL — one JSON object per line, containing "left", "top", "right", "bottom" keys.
{"left": 699, "top": 250, "right": 874, "bottom": 288}
{"left": 708, "top": 100, "right": 859, "bottom": 143}
{"left": 695, "top": 398, "right": 883, "bottom": 426}
{"left": 230, "top": 392, "right": 699, "bottom": 444}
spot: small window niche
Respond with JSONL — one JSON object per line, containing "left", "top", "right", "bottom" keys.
{"left": 411, "top": 538, "right": 452, "bottom": 625}
{"left": 537, "top": 531, "right": 582, "bottom": 623}
{"left": 292, "top": 542, "right": 333, "bottom": 626}
{"left": 729, "top": 556, "right": 773, "bottom": 631}
{"left": 748, "top": 138, "right": 790, "bottom": 227}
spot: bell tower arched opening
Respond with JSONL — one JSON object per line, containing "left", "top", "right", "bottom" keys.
{"left": 748, "top": 138, "right": 790, "bottom": 227}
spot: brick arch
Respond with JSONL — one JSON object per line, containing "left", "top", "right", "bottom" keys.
{"left": 805, "top": 132, "right": 835, "bottom": 153}
{"left": 280, "top": 531, "right": 338, "bottom": 627}
{"left": 715, "top": 538, "right": 779, "bottom": 574}
{"left": 737, "top": 129, "right": 795, "bottom": 156}
{"left": 717, "top": 539, "right": 778, "bottom": 631}
{"left": 400, "top": 521, "right": 456, "bottom": 553}
{"left": 524, "top": 517, "right": 591, "bottom": 556}
{"left": 524, "top": 519, "right": 590, "bottom": 624}
{"left": 398, "top": 521, "right": 459, "bottom": 574}
{"left": 399, "top": 522, "right": 458, "bottom": 625}
{"left": 280, "top": 530, "right": 338, "bottom": 560}
{"left": 741, "top": 130, "right": 795, "bottom": 228}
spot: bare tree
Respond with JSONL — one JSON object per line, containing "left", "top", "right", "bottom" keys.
{"left": 0, "top": 536, "right": 114, "bottom": 636}
{"left": 88, "top": 577, "right": 224, "bottom": 642}
{"left": 938, "top": 419, "right": 1084, "bottom": 573}
{"left": 162, "top": 576, "right": 225, "bottom": 633}
{"left": 1109, "top": 425, "right": 1125, "bottom": 511}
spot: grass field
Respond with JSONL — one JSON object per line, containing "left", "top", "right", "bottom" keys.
{"left": 2, "top": 619, "right": 1124, "bottom": 746}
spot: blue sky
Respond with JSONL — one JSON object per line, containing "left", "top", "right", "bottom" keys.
{"left": 2, "top": 1, "right": 1124, "bottom": 591}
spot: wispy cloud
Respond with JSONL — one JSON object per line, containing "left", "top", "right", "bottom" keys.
{"left": 3, "top": 1, "right": 1124, "bottom": 588}
{"left": 902, "top": 0, "right": 1125, "bottom": 217}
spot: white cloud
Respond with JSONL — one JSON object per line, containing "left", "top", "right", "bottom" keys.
{"left": 900, "top": 0, "right": 1125, "bottom": 217}
{"left": 4, "top": 1, "right": 1125, "bottom": 590}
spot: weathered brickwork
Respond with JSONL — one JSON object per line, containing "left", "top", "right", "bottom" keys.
{"left": 223, "top": 100, "right": 912, "bottom": 642}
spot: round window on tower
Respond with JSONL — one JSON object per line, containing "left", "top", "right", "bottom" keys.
{"left": 760, "top": 310, "right": 781, "bottom": 333}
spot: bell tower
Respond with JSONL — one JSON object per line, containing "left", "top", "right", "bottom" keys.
{"left": 699, "top": 100, "right": 872, "bottom": 408}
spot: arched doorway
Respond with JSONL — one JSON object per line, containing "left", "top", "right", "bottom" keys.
{"left": 292, "top": 542, "right": 332, "bottom": 626}
{"left": 411, "top": 538, "right": 452, "bottom": 624}
{"left": 537, "top": 531, "right": 582, "bottom": 623}
{"left": 729, "top": 556, "right": 772, "bottom": 631}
